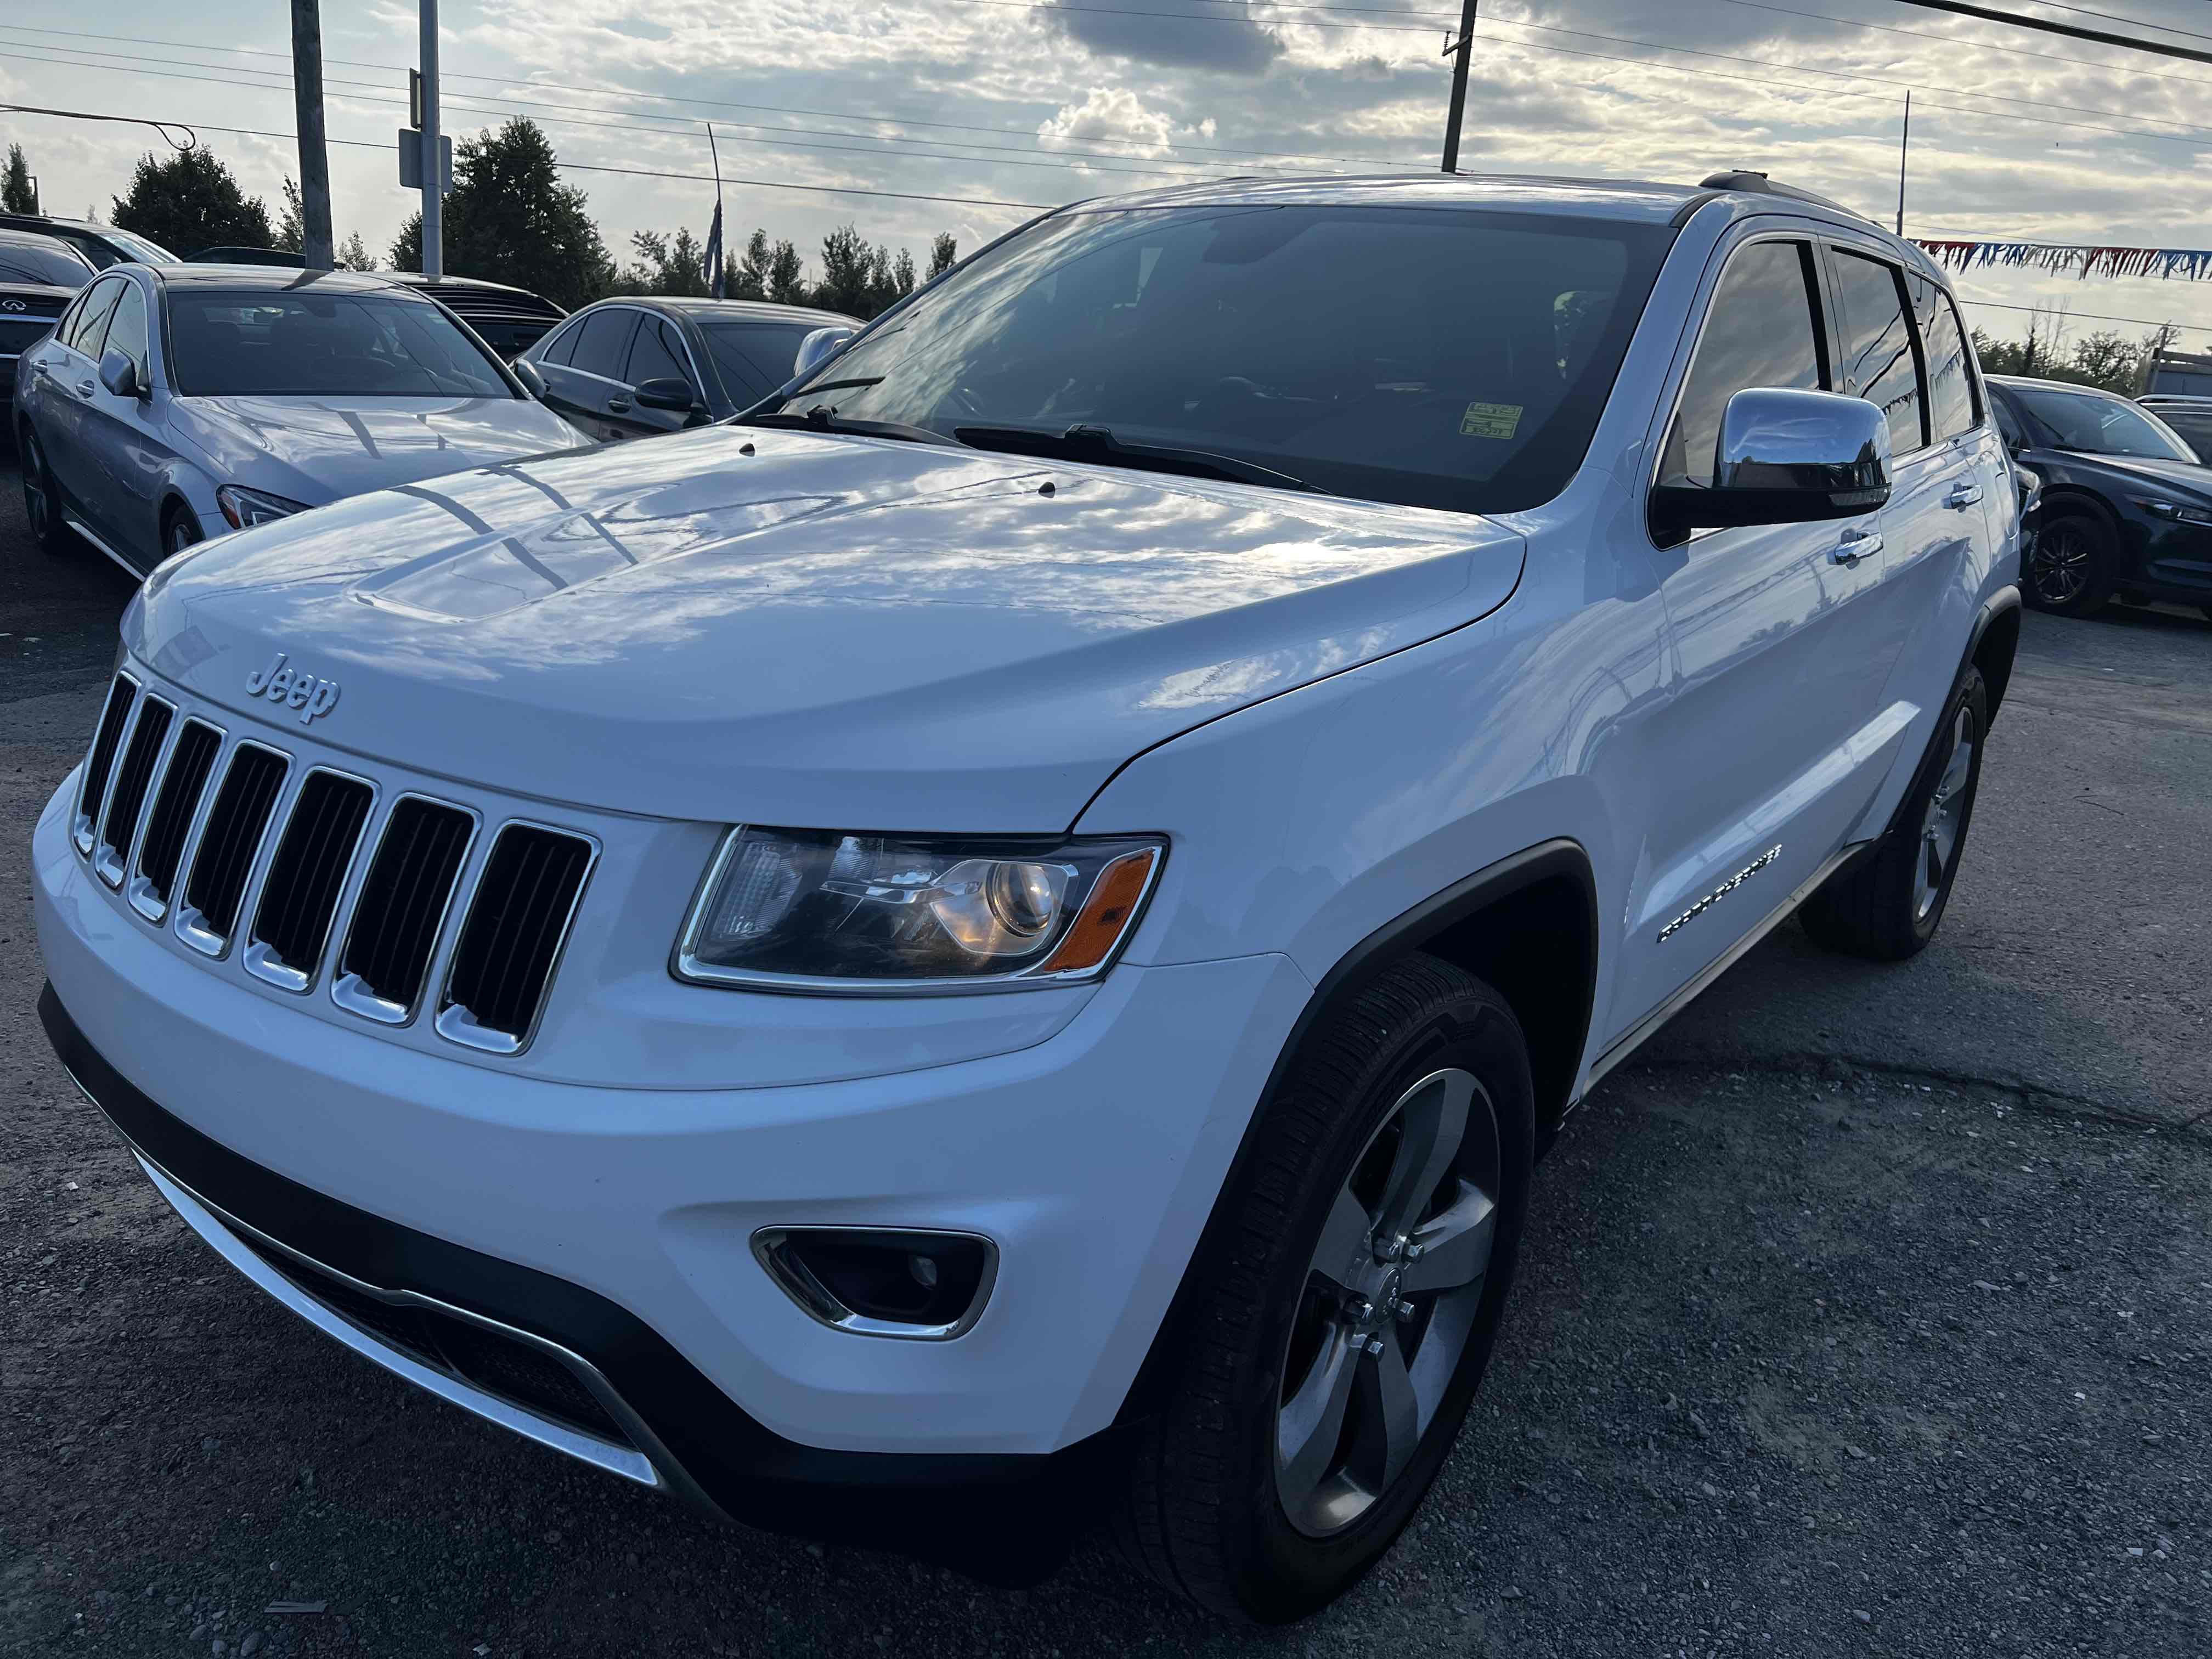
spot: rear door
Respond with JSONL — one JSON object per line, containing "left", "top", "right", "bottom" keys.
{"left": 535, "top": 306, "right": 639, "bottom": 442}
{"left": 39, "top": 273, "right": 127, "bottom": 519}
{"left": 1615, "top": 229, "right": 1898, "bottom": 1030}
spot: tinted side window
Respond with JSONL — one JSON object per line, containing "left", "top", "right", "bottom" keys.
{"left": 625, "top": 316, "right": 689, "bottom": 387}
{"left": 103, "top": 283, "right": 149, "bottom": 376}
{"left": 1831, "top": 252, "right": 1923, "bottom": 455}
{"left": 1912, "top": 275, "right": 1978, "bottom": 441}
{"left": 1661, "top": 240, "right": 1828, "bottom": 489}
{"left": 66, "top": 277, "right": 126, "bottom": 355}
{"left": 535, "top": 317, "right": 582, "bottom": 366}
{"left": 2155, "top": 408, "right": 2212, "bottom": 465}
{"left": 569, "top": 308, "right": 639, "bottom": 380}
{"left": 1988, "top": 390, "right": 2025, "bottom": 448}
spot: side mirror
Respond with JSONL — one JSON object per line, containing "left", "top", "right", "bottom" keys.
{"left": 510, "top": 357, "right": 547, "bottom": 400}
{"left": 791, "top": 326, "right": 857, "bottom": 383}
{"left": 98, "top": 347, "right": 147, "bottom": 401}
{"left": 634, "top": 376, "right": 698, "bottom": 413}
{"left": 1650, "top": 387, "right": 1890, "bottom": 543}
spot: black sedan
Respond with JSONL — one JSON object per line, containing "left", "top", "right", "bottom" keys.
{"left": 0, "top": 213, "right": 177, "bottom": 271}
{"left": 517, "top": 296, "right": 859, "bottom": 443}
{"left": 0, "top": 229, "right": 95, "bottom": 409}
{"left": 1988, "top": 374, "right": 2212, "bottom": 620}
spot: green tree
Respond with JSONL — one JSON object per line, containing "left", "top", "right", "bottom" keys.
{"left": 338, "top": 231, "right": 376, "bottom": 272}
{"left": 390, "top": 118, "right": 616, "bottom": 309}
{"left": 275, "top": 178, "right": 306, "bottom": 254}
{"left": 766, "top": 238, "right": 808, "bottom": 307}
{"left": 112, "top": 146, "right": 273, "bottom": 255}
{"left": 621, "top": 227, "right": 710, "bottom": 296}
{"left": 927, "top": 231, "right": 957, "bottom": 281}
{"left": 813, "top": 224, "right": 924, "bottom": 319}
{"left": 2, "top": 144, "right": 35, "bottom": 213}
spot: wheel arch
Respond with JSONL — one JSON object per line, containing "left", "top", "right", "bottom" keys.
{"left": 1967, "top": 584, "right": 2022, "bottom": 725}
{"left": 1110, "top": 838, "right": 1599, "bottom": 1429}
{"left": 2034, "top": 484, "right": 2120, "bottom": 536}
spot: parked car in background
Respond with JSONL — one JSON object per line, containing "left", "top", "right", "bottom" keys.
{"left": 13, "top": 264, "right": 583, "bottom": 575}
{"left": 0, "top": 212, "right": 177, "bottom": 270}
{"left": 184, "top": 246, "right": 315, "bottom": 268}
{"left": 380, "top": 273, "right": 568, "bottom": 359}
{"left": 519, "top": 296, "right": 859, "bottom": 442}
{"left": 2136, "top": 393, "right": 2212, "bottom": 466}
{"left": 32, "top": 171, "right": 2022, "bottom": 1622}
{"left": 0, "top": 228, "right": 96, "bottom": 409}
{"left": 1988, "top": 374, "right": 2212, "bottom": 618}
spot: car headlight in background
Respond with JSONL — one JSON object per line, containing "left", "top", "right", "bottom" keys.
{"left": 216, "top": 483, "right": 310, "bottom": 529}
{"left": 2133, "top": 495, "right": 2212, "bottom": 526}
{"left": 675, "top": 828, "right": 1164, "bottom": 992}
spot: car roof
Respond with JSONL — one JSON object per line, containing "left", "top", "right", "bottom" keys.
{"left": 647, "top": 297, "right": 860, "bottom": 326}
{"left": 1986, "top": 375, "right": 2130, "bottom": 400}
{"left": 148, "top": 264, "right": 431, "bottom": 297}
{"left": 0, "top": 225, "right": 95, "bottom": 262}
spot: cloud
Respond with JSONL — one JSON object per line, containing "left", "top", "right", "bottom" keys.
{"left": 1038, "top": 88, "right": 1183, "bottom": 157}
{"left": 1043, "top": 0, "right": 1283, "bottom": 75}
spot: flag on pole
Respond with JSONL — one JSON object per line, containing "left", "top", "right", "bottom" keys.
{"left": 705, "top": 199, "right": 725, "bottom": 299}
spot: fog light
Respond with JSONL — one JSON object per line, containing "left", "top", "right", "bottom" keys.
{"left": 753, "top": 1227, "right": 997, "bottom": 1341}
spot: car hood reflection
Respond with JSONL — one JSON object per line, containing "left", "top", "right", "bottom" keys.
{"left": 178, "top": 394, "right": 588, "bottom": 501}
{"left": 131, "top": 426, "right": 1526, "bottom": 828}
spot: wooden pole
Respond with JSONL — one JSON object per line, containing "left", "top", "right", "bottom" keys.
{"left": 291, "top": 0, "right": 334, "bottom": 268}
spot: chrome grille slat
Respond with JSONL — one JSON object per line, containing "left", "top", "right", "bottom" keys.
{"left": 74, "top": 673, "right": 138, "bottom": 855}
{"left": 245, "top": 770, "right": 376, "bottom": 992}
{"left": 334, "top": 797, "right": 476, "bottom": 1025}
{"left": 178, "top": 742, "right": 290, "bottom": 956}
{"left": 437, "top": 824, "right": 597, "bottom": 1055}
{"left": 130, "top": 719, "right": 223, "bottom": 922}
{"left": 95, "top": 695, "right": 174, "bottom": 888}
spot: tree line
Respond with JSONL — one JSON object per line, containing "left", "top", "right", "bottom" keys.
{"left": 1, "top": 122, "right": 953, "bottom": 321}
{"left": 1968, "top": 314, "right": 2182, "bottom": 399}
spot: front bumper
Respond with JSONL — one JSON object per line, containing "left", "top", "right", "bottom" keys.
{"left": 33, "top": 777, "right": 1306, "bottom": 1518}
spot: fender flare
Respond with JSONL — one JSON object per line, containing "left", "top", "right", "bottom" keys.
{"left": 1109, "top": 837, "right": 1598, "bottom": 1428}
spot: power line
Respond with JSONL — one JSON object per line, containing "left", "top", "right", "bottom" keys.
{"left": 1956, "top": 295, "right": 2212, "bottom": 335}
{"left": 1885, "top": 0, "right": 2212, "bottom": 66}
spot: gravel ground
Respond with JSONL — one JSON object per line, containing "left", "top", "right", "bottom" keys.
{"left": 3, "top": 462, "right": 2208, "bottom": 1658}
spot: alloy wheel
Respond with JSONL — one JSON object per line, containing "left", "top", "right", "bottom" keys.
{"left": 2029, "top": 522, "right": 2092, "bottom": 606}
{"left": 1915, "top": 704, "right": 1976, "bottom": 921}
{"left": 167, "top": 517, "right": 201, "bottom": 556}
{"left": 1274, "top": 1066, "right": 1500, "bottom": 1538}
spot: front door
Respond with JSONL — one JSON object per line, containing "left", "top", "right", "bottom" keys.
{"left": 540, "top": 306, "right": 639, "bottom": 442}
{"left": 39, "top": 273, "right": 127, "bottom": 523}
{"left": 1614, "top": 231, "right": 1899, "bottom": 1033}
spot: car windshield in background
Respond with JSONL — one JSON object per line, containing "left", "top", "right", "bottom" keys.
{"left": 167, "top": 290, "right": 515, "bottom": 398}
{"left": 2011, "top": 385, "right": 2196, "bottom": 463}
{"left": 701, "top": 320, "right": 823, "bottom": 396}
{"left": 0, "top": 241, "right": 92, "bottom": 287}
{"left": 98, "top": 228, "right": 177, "bottom": 266}
{"left": 770, "top": 205, "right": 1671, "bottom": 515}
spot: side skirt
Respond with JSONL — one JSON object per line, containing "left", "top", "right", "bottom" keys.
{"left": 1573, "top": 840, "right": 1866, "bottom": 1104}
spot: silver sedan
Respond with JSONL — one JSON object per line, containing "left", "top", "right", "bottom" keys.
{"left": 13, "top": 263, "right": 587, "bottom": 574}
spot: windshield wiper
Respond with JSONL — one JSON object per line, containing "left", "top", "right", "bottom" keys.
{"left": 737, "top": 408, "right": 957, "bottom": 447}
{"left": 952, "top": 423, "right": 1330, "bottom": 495}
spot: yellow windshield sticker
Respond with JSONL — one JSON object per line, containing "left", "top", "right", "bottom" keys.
{"left": 1459, "top": 402, "right": 1523, "bottom": 439}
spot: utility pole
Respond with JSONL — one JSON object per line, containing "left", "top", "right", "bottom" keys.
{"left": 1440, "top": 0, "right": 1479, "bottom": 173}
{"left": 419, "top": 0, "right": 442, "bottom": 279}
{"left": 291, "top": 0, "right": 334, "bottom": 268}
{"left": 1895, "top": 90, "right": 1910, "bottom": 237}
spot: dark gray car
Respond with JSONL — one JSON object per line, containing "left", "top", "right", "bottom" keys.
{"left": 521, "top": 297, "right": 859, "bottom": 442}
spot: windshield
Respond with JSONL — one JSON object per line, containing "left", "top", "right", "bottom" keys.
{"left": 2008, "top": 384, "right": 2196, "bottom": 462}
{"left": 770, "top": 204, "right": 1672, "bottom": 515}
{"left": 100, "top": 227, "right": 177, "bottom": 266}
{"left": 700, "top": 319, "right": 822, "bottom": 397}
{"left": 168, "top": 290, "right": 515, "bottom": 398}
{"left": 0, "top": 240, "right": 91, "bottom": 287}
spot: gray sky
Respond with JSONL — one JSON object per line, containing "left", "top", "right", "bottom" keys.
{"left": 4, "top": 0, "right": 2211, "bottom": 348}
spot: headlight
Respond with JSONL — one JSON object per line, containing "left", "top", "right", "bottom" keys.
{"left": 675, "top": 828, "right": 1164, "bottom": 993}
{"left": 216, "top": 483, "right": 310, "bottom": 529}
{"left": 2133, "top": 495, "right": 2212, "bottom": 526}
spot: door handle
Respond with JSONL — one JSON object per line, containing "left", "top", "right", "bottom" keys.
{"left": 1945, "top": 481, "right": 1984, "bottom": 509}
{"left": 1831, "top": 528, "right": 1882, "bottom": 567}
{"left": 74, "top": 377, "right": 96, "bottom": 398}
{"left": 606, "top": 396, "right": 631, "bottom": 414}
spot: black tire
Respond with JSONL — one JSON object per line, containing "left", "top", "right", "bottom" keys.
{"left": 1799, "top": 665, "right": 1988, "bottom": 961}
{"left": 19, "top": 426, "right": 76, "bottom": 557}
{"left": 2023, "top": 509, "right": 2115, "bottom": 616}
{"left": 1118, "top": 953, "right": 1534, "bottom": 1622}
{"left": 164, "top": 505, "right": 205, "bottom": 558}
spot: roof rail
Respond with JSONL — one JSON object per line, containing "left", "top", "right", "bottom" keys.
{"left": 1697, "top": 170, "right": 1871, "bottom": 223}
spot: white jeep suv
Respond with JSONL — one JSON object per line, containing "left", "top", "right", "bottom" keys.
{"left": 34, "top": 171, "right": 2020, "bottom": 1622}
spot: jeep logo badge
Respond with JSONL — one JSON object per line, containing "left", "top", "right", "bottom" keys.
{"left": 244, "top": 650, "right": 341, "bottom": 724}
